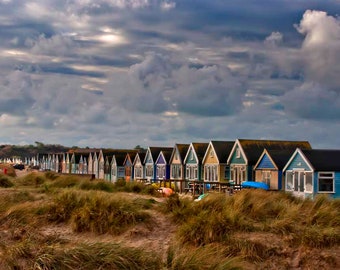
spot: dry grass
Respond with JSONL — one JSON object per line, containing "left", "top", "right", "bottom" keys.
{"left": 0, "top": 173, "right": 339, "bottom": 269}
{"left": 0, "top": 163, "right": 16, "bottom": 177}
{"left": 47, "top": 190, "right": 152, "bottom": 235}
{"left": 0, "top": 174, "right": 14, "bottom": 188}
{"left": 163, "top": 190, "right": 340, "bottom": 250}
{"left": 0, "top": 226, "right": 162, "bottom": 270}
{"left": 166, "top": 244, "right": 242, "bottom": 270}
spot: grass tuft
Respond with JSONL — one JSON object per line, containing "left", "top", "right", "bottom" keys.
{"left": 47, "top": 190, "right": 151, "bottom": 235}
{"left": 0, "top": 174, "right": 14, "bottom": 188}
{"left": 166, "top": 243, "right": 242, "bottom": 270}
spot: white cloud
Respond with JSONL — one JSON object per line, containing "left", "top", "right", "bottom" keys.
{"left": 296, "top": 10, "right": 340, "bottom": 89}
{"left": 27, "top": 34, "right": 77, "bottom": 56}
{"left": 264, "top": 32, "right": 283, "bottom": 47}
{"left": 73, "top": 0, "right": 150, "bottom": 9}
{"left": 161, "top": 1, "right": 176, "bottom": 11}
{"left": 282, "top": 82, "right": 340, "bottom": 120}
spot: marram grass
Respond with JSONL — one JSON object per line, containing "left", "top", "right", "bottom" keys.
{"left": 163, "top": 190, "right": 340, "bottom": 248}
{"left": 47, "top": 190, "right": 151, "bottom": 235}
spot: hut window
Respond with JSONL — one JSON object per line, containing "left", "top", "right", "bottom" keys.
{"left": 236, "top": 148, "right": 241, "bottom": 158}
{"left": 224, "top": 166, "right": 230, "bottom": 180}
{"left": 262, "top": 171, "right": 271, "bottom": 186}
{"left": 286, "top": 171, "right": 293, "bottom": 191}
{"left": 318, "top": 172, "right": 334, "bottom": 193}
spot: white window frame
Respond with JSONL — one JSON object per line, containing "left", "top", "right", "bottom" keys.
{"left": 224, "top": 166, "right": 230, "bottom": 180}
{"left": 204, "top": 164, "right": 218, "bottom": 182}
{"left": 111, "top": 164, "right": 117, "bottom": 177}
{"left": 262, "top": 170, "right": 271, "bottom": 186}
{"left": 135, "top": 165, "right": 143, "bottom": 178}
{"left": 186, "top": 164, "right": 198, "bottom": 180}
{"left": 285, "top": 170, "right": 294, "bottom": 191}
{"left": 171, "top": 164, "right": 181, "bottom": 179}
{"left": 145, "top": 164, "right": 153, "bottom": 178}
{"left": 236, "top": 148, "right": 241, "bottom": 158}
{"left": 286, "top": 169, "right": 313, "bottom": 193}
{"left": 157, "top": 164, "right": 166, "bottom": 179}
{"left": 318, "top": 172, "right": 335, "bottom": 193}
{"left": 230, "top": 165, "right": 246, "bottom": 184}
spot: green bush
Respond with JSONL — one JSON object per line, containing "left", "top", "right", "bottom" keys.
{"left": 0, "top": 175, "right": 14, "bottom": 188}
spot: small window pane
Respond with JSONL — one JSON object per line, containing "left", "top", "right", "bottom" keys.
{"left": 305, "top": 172, "right": 313, "bottom": 192}
{"left": 286, "top": 171, "right": 293, "bottom": 191}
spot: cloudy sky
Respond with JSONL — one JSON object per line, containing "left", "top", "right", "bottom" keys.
{"left": 0, "top": 0, "right": 340, "bottom": 149}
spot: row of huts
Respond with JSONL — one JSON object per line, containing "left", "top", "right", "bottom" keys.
{"left": 34, "top": 139, "right": 340, "bottom": 199}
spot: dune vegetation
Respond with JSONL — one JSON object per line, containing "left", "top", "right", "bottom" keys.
{"left": 0, "top": 170, "right": 339, "bottom": 269}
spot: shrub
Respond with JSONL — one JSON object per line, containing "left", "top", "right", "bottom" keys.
{"left": 0, "top": 175, "right": 14, "bottom": 188}
{"left": 17, "top": 172, "right": 46, "bottom": 186}
{"left": 44, "top": 171, "right": 59, "bottom": 180}
{"left": 47, "top": 190, "right": 87, "bottom": 222}
{"left": 0, "top": 164, "right": 16, "bottom": 177}
{"left": 115, "top": 178, "right": 126, "bottom": 187}
{"left": 48, "top": 175, "right": 79, "bottom": 188}
{"left": 79, "top": 180, "right": 114, "bottom": 192}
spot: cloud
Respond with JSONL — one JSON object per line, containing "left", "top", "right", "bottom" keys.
{"left": 160, "top": 1, "right": 176, "bottom": 11}
{"left": 117, "top": 53, "right": 247, "bottom": 116}
{"left": 282, "top": 82, "right": 340, "bottom": 120}
{"left": 26, "top": 34, "right": 78, "bottom": 56}
{"left": 0, "top": 71, "right": 35, "bottom": 115}
{"left": 1, "top": 2, "right": 340, "bottom": 149}
{"left": 296, "top": 10, "right": 340, "bottom": 89}
{"left": 264, "top": 32, "right": 283, "bottom": 47}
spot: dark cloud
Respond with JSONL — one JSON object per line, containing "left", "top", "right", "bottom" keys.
{"left": 0, "top": 1, "right": 340, "bottom": 148}
{"left": 282, "top": 82, "right": 340, "bottom": 120}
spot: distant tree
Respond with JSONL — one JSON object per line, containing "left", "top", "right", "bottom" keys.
{"left": 35, "top": 141, "right": 45, "bottom": 148}
{"left": 134, "top": 145, "right": 145, "bottom": 151}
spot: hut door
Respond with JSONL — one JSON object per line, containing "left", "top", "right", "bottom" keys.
{"left": 232, "top": 165, "right": 246, "bottom": 185}
{"left": 293, "top": 171, "right": 305, "bottom": 198}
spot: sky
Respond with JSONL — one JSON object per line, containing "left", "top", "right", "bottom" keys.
{"left": 0, "top": 0, "right": 340, "bottom": 149}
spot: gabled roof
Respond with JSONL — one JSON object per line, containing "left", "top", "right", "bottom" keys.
{"left": 192, "top": 143, "right": 209, "bottom": 161}
{"left": 203, "top": 141, "right": 234, "bottom": 164}
{"left": 170, "top": 144, "right": 190, "bottom": 163}
{"left": 133, "top": 152, "right": 146, "bottom": 166}
{"left": 162, "top": 148, "right": 173, "bottom": 163}
{"left": 300, "top": 149, "right": 340, "bottom": 171}
{"left": 254, "top": 149, "right": 296, "bottom": 170}
{"left": 70, "top": 152, "right": 89, "bottom": 163}
{"left": 184, "top": 142, "right": 209, "bottom": 163}
{"left": 112, "top": 153, "right": 126, "bottom": 166}
{"left": 156, "top": 148, "right": 174, "bottom": 164}
{"left": 144, "top": 147, "right": 173, "bottom": 163}
{"left": 128, "top": 152, "right": 137, "bottom": 161}
{"left": 105, "top": 155, "right": 113, "bottom": 164}
{"left": 228, "top": 139, "right": 312, "bottom": 165}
